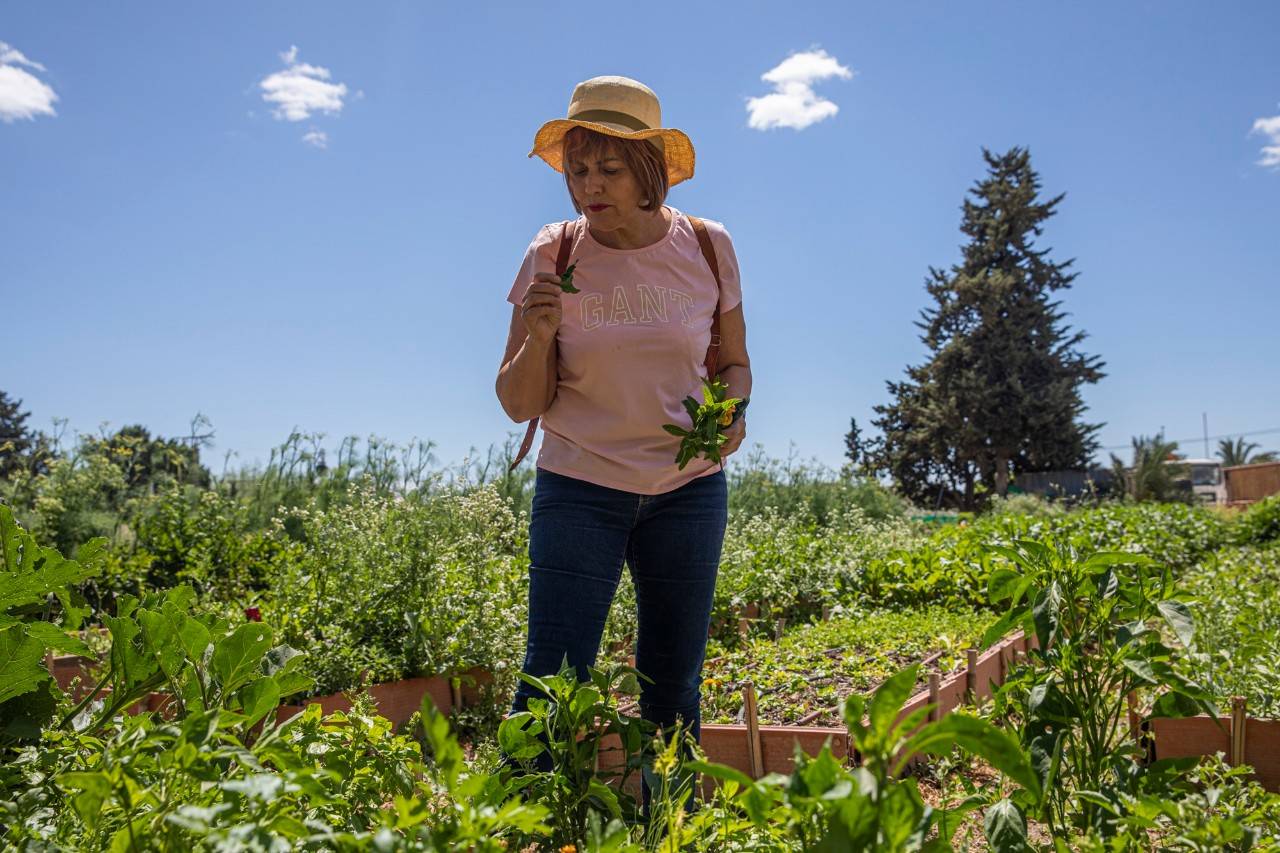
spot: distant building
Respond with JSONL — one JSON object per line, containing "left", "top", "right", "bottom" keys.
{"left": 1012, "top": 468, "right": 1117, "bottom": 500}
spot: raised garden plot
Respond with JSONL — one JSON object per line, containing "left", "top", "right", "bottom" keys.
{"left": 699, "top": 606, "right": 993, "bottom": 726}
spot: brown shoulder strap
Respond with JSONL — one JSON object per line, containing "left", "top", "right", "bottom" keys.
{"left": 509, "top": 220, "right": 575, "bottom": 472}
{"left": 686, "top": 215, "right": 723, "bottom": 381}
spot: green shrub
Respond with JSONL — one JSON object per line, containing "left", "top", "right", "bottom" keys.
{"left": 127, "top": 486, "right": 301, "bottom": 602}
{"left": 726, "top": 444, "right": 909, "bottom": 523}
{"left": 714, "top": 504, "right": 923, "bottom": 630}
{"left": 267, "top": 482, "right": 528, "bottom": 697}
{"left": 1238, "top": 494, "right": 1280, "bottom": 545}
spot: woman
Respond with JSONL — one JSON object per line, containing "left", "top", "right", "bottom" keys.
{"left": 495, "top": 75, "right": 752, "bottom": 771}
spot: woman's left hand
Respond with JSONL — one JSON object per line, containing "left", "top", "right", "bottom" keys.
{"left": 720, "top": 417, "right": 746, "bottom": 458}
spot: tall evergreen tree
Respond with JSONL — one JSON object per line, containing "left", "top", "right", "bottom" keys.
{"left": 867, "top": 148, "right": 1105, "bottom": 508}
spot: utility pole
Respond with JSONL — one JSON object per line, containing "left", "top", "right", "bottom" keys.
{"left": 1203, "top": 412, "right": 1209, "bottom": 459}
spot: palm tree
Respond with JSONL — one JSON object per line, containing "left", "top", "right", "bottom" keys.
{"left": 1217, "top": 437, "right": 1278, "bottom": 467}
{"left": 1111, "top": 433, "right": 1189, "bottom": 501}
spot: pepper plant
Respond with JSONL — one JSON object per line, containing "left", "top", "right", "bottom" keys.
{"left": 498, "top": 659, "right": 656, "bottom": 845}
{"left": 690, "top": 664, "right": 1042, "bottom": 851}
{"left": 981, "top": 540, "right": 1219, "bottom": 839}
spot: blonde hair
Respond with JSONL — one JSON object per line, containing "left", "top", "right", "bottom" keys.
{"left": 561, "top": 126, "right": 669, "bottom": 214}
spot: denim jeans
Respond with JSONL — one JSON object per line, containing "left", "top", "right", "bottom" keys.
{"left": 508, "top": 466, "right": 728, "bottom": 779}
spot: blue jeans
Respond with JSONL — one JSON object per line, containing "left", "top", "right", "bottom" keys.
{"left": 509, "top": 466, "right": 728, "bottom": 771}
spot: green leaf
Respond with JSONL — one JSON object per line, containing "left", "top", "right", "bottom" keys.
{"left": 868, "top": 666, "right": 918, "bottom": 741}
{"left": 0, "top": 506, "right": 20, "bottom": 574}
{"left": 0, "top": 626, "right": 50, "bottom": 705}
{"left": 177, "top": 615, "right": 211, "bottom": 664}
{"left": 238, "top": 678, "right": 281, "bottom": 727}
{"left": 1121, "top": 656, "right": 1157, "bottom": 685}
{"left": 0, "top": 678, "right": 58, "bottom": 742}
{"left": 899, "top": 714, "right": 1042, "bottom": 803}
{"left": 211, "top": 623, "right": 274, "bottom": 697}
{"left": 137, "top": 608, "right": 183, "bottom": 678}
{"left": 685, "top": 759, "right": 753, "bottom": 789}
{"left": 59, "top": 770, "right": 112, "bottom": 832}
{"left": 984, "top": 798, "right": 1031, "bottom": 853}
{"left": 979, "top": 609, "right": 1021, "bottom": 649}
{"left": 24, "top": 621, "right": 93, "bottom": 658}
{"left": 842, "top": 693, "right": 866, "bottom": 733}
{"left": 1156, "top": 599, "right": 1195, "bottom": 648}
{"left": 662, "top": 424, "right": 689, "bottom": 437}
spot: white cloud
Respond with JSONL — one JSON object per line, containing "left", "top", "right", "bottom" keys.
{"left": 259, "top": 45, "right": 348, "bottom": 122}
{"left": 1251, "top": 111, "right": 1280, "bottom": 168}
{"left": 0, "top": 41, "right": 58, "bottom": 122}
{"left": 301, "top": 128, "right": 328, "bottom": 149}
{"left": 747, "top": 48, "right": 853, "bottom": 131}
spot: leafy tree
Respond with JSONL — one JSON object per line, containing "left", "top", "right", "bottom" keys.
{"left": 1110, "top": 433, "right": 1190, "bottom": 502}
{"left": 866, "top": 147, "right": 1105, "bottom": 509}
{"left": 1217, "top": 436, "right": 1277, "bottom": 467}
{"left": 80, "top": 424, "right": 211, "bottom": 493}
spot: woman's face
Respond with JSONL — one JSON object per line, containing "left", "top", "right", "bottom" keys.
{"left": 565, "top": 145, "right": 650, "bottom": 228}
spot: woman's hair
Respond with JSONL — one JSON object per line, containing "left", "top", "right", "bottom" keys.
{"left": 562, "top": 126, "right": 669, "bottom": 214}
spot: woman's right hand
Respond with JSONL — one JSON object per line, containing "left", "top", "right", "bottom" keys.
{"left": 521, "top": 272, "right": 565, "bottom": 346}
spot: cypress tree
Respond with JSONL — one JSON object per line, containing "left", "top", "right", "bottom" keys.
{"left": 868, "top": 147, "right": 1105, "bottom": 508}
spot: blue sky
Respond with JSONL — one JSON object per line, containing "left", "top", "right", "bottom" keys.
{"left": 3, "top": 1, "right": 1279, "bottom": 478}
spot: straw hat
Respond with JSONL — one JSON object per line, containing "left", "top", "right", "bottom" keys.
{"left": 529, "top": 76, "right": 696, "bottom": 186}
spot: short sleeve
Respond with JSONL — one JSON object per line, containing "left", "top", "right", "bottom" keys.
{"left": 506, "top": 223, "right": 561, "bottom": 306}
{"left": 704, "top": 219, "right": 742, "bottom": 313}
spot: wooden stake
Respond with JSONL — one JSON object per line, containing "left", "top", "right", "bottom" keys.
{"left": 928, "top": 673, "right": 941, "bottom": 723}
{"left": 822, "top": 604, "right": 833, "bottom": 621}
{"left": 743, "top": 682, "right": 764, "bottom": 778}
{"left": 450, "top": 678, "right": 462, "bottom": 712}
{"left": 774, "top": 618, "right": 787, "bottom": 640}
{"left": 1231, "top": 696, "right": 1247, "bottom": 767}
{"left": 738, "top": 617, "right": 750, "bottom": 642}
{"left": 965, "top": 649, "right": 978, "bottom": 703}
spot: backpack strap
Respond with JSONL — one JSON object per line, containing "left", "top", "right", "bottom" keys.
{"left": 686, "top": 214, "right": 723, "bottom": 380}
{"left": 508, "top": 213, "right": 724, "bottom": 472}
{"left": 509, "top": 221, "right": 575, "bottom": 473}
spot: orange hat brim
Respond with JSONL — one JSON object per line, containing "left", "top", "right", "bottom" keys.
{"left": 529, "top": 119, "right": 695, "bottom": 186}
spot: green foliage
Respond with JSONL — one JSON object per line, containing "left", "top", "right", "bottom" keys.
{"left": 0, "top": 505, "right": 103, "bottom": 748}
{"left": 857, "top": 501, "right": 1231, "bottom": 611}
{"left": 866, "top": 146, "right": 1104, "bottom": 509}
{"left": 1238, "top": 495, "right": 1280, "bottom": 545}
{"left": 129, "top": 486, "right": 301, "bottom": 600}
{"left": 499, "top": 659, "right": 656, "bottom": 844}
{"left": 715, "top": 503, "right": 922, "bottom": 630}
{"left": 1218, "top": 436, "right": 1278, "bottom": 468}
{"left": 1076, "top": 756, "right": 1280, "bottom": 851}
{"left": 689, "top": 665, "right": 1041, "bottom": 851}
{"left": 984, "top": 541, "right": 1217, "bottom": 839}
{"left": 726, "top": 443, "right": 910, "bottom": 523}
{"left": 1110, "top": 432, "right": 1191, "bottom": 503}
{"left": 267, "top": 483, "right": 528, "bottom": 697}
{"left": 986, "top": 493, "right": 1065, "bottom": 519}
{"left": 1181, "top": 543, "right": 1280, "bottom": 716}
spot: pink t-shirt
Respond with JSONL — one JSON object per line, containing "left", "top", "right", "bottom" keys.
{"left": 506, "top": 205, "right": 743, "bottom": 495}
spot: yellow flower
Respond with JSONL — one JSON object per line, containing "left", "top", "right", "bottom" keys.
{"left": 718, "top": 402, "right": 737, "bottom": 427}
{"left": 560, "top": 846, "right": 577, "bottom": 853}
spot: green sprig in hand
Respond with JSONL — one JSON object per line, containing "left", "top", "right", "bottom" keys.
{"left": 557, "top": 260, "right": 581, "bottom": 293}
{"left": 662, "top": 377, "right": 749, "bottom": 469}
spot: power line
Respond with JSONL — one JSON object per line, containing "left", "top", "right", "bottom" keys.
{"left": 1099, "top": 426, "right": 1280, "bottom": 452}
